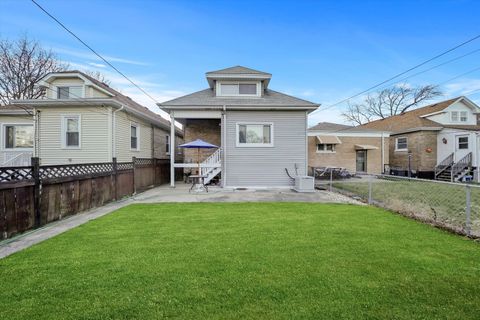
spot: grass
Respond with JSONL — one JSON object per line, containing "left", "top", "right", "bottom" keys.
{"left": 1, "top": 203, "right": 480, "bottom": 319}
{"left": 333, "top": 177, "right": 480, "bottom": 236}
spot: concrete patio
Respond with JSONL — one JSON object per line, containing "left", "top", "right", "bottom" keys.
{"left": 0, "top": 184, "right": 361, "bottom": 259}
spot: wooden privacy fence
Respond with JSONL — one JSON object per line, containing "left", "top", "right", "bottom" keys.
{"left": 0, "top": 157, "right": 175, "bottom": 240}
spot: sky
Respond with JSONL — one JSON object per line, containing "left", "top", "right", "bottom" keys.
{"left": 1, "top": 0, "right": 480, "bottom": 126}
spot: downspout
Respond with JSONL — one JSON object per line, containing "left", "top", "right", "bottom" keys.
{"left": 381, "top": 132, "right": 385, "bottom": 174}
{"left": 112, "top": 106, "right": 124, "bottom": 159}
{"left": 222, "top": 105, "right": 227, "bottom": 187}
{"left": 34, "top": 109, "right": 40, "bottom": 159}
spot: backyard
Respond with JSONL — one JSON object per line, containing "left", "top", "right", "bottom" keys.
{"left": 1, "top": 202, "right": 480, "bottom": 319}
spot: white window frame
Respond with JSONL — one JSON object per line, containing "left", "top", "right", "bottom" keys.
{"left": 130, "top": 122, "right": 140, "bottom": 151}
{"left": 451, "top": 111, "right": 459, "bottom": 122}
{"left": 56, "top": 85, "right": 85, "bottom": 99}
{"left": 166, "top": 134, "right": 170, "bottom": 155}
{"left": 457, "top": 135, "right": 469, "bottom": 150}
{"left": 460, "top": 111, "right": 468, "bottom": 122}
{"left": 217, "top": 81, "right": 261, "bottom": 97}
{"left": 61, "top": 115, "right": 81, "bottom": 149}
{"left": 235, "top": 122, "right": 274, "bottom": 148}
{"left": 1, "top": 123, "right": 34, "bottom": 151}
{"left": 395, "top": 137, "right": 408, "bottom": 151}
{"left": 316, "top": 143, "right": 336, "bottom": 153}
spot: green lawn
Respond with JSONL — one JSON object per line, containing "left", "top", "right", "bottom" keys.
{"left": 1, "top": 203, "right": 480, "bottom": 319}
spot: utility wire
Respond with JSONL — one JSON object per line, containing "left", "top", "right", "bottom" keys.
{"left": 311, "top": 33, "right": 480, "bottom": 116}
{"left": 30, "top": 0, "right": 159, "bottom": 105}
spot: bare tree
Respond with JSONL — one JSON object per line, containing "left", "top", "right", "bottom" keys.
{"left": 0, "top": 36, "right": 67, "bottom": 106}
{"left": 342, "top": 84, "right": 443, "bottom": 125}
{"left": 83, "top": 70, "right": 111, "bottom": 86}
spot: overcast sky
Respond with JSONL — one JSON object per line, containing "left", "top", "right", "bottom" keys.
{"left": 1, "top": 0, "right": 480, "bottom": 126}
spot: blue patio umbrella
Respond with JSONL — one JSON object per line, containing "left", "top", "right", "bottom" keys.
{"left": 179, "top": 139, "right": 219, "bottom": 175}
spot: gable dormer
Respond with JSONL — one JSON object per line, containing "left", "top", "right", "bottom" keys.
{"left": 38, "top": 71, "right": 114, "bottom": 100}
{"left": 422, "top": 97, "right": 480, "bottom": 126}
{"left": 205, "top": 66, "right": 272, "bottom": 97}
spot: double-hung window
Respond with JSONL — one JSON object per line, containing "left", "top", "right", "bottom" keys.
{"left": 131, "top": 124, "right": 139, "bottom": 150}
{"left": 62, "top": 116, "right": 80, "bottom": 148}
{"left": 4, "top": 125, "right": 34, "bottom": 149}
{"left": 166, "top": 135, "right": 170, "bottom": 154}
{"left": 460, "top": 111, "right": 468, "bottom": 122}
{"left": 458, "top": 136, "right": 469, "bottom": 150}
{"left": 57, "top": 86, "right": 83, "bottom": 99}
{"left": 237, "top": 123, "right": 273, "bottom": 147}
{"left": 395, "top": 137, "right": 408, "bottom": 151}
{"left": 451, "top": 111, "right": 459, "bottom": 122}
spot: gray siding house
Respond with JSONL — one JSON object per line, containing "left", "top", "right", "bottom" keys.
{"left": 158, "top": 66, "right": 319, "bottom": 188}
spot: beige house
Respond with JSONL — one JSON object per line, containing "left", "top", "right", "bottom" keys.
{"left": 12, "top": 71, "right": 182, "bottom": 165}
{"left": 0, "top": 106, "right": 34, "bottom": 166}
{"left": 308, "top": 122, "right": 390, "bottom": 175}
{"left": 361, "top": 97, "right": 480, "bottom": 181}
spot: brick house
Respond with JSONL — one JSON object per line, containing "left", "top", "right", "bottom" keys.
{"left": 308, "top": 122, "right": 390, "bottom": 175}
{"left": 360, "top": 97, "right": 480, "bottom": 181}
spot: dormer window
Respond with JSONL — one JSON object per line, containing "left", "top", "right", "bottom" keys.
{"left": 57, "top": 86, "right": 83, "bottom": 99}
{"left": 218, "top": 82, "right": 259, "bottom": 97}
{"left": 451, "top": 111, "right": 468, "bottom": 122}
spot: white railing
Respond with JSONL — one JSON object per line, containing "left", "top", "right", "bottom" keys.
{"left": 2, "top": 151, "right": 33, "bottom": 167}
{"left": 200, "top": 148, "right": 222, "bottom": 177}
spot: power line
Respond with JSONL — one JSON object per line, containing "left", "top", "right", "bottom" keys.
{"left": 311, "top": 33, "right": 480, "bottom": 116}
{"left": 30, "top": 0, "right": 159, "bottom": 105}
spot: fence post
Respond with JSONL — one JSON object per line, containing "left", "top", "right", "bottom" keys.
{"left": 31, "top": 157, "right": 41, "bottom": 228}
{"left": 153, "top": 158, "right": 158, "bottom": 186}
{"left": 407, "top": 153, "right": 412, "bottom": 178}
{"left": 368, "top": 175, "right": 373, "bottom": 205}
{"left": 465, "top": 184, "right": 471, "bottom": 237}
{"left": 329, "top": 168, "right": 333, "bottom": 192}
{"left": 132, "top": 157, "right": 136, "bottom": 194}
{"left": 112, "top": 157, "right": 118, "bottom": 200}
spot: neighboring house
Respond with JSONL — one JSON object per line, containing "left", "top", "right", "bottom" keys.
{"left": 158, "top": 66, "right": 319, "bottom": 188}
{"left": 11, "top": 71, "right": 182, "bottom": 165}
{"left": 308, "top": 122, "right": 390, "bottom": 175}
{"left": 361, "top": 96, "right": 480, "bottom": 181}
{"left": 0, "top": 106, "right": 34, "bottom": 166}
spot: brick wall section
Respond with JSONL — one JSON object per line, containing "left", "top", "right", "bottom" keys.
{"left": 308, "top": 136, "right": 388, "bottom": 174}
{"left": 389, "top": 131, "right": 438, "bottom": 172}
{"left": 184, "top": 119, "right": 221, "bottom": 164}
{"left": 153, "top": 127, "right": 184, "bottom": 160}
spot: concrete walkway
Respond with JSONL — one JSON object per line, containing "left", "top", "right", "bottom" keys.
{"left": 0, "top": 184, "right": 361, "bottom": 259}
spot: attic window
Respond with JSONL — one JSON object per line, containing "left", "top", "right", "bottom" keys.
{"left": 219, "top": 83, "right": 258, "bottom": 96}
{"left": 57, "top": 86, "right": 83, "bottom": 99}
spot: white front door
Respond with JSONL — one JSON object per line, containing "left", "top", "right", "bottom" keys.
{"left": 454, "top": 134, "right": 470, "bottom": 161}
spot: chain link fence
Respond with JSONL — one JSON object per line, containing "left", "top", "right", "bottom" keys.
{"left": 326, "top": 174, "right": 480, "bottom": 238}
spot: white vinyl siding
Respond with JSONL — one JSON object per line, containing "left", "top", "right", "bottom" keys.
{"left": 225, "top": 110, "right": 307, "bottom": 187}
{"left": 37, "top": 106, "right": 112, "bottom": 165}
{"left": 115, "top": 111, "right": 152, "bottom": 162}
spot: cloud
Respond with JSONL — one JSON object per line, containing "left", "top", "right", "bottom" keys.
{"left": 443, "top": 78, "right": 480, "bottom": 97}
{"left": 53, "top": 47, "right": 149, "bottom": 66}
{"left": 88, "top": 62, "right": 106, "bottom": 68}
